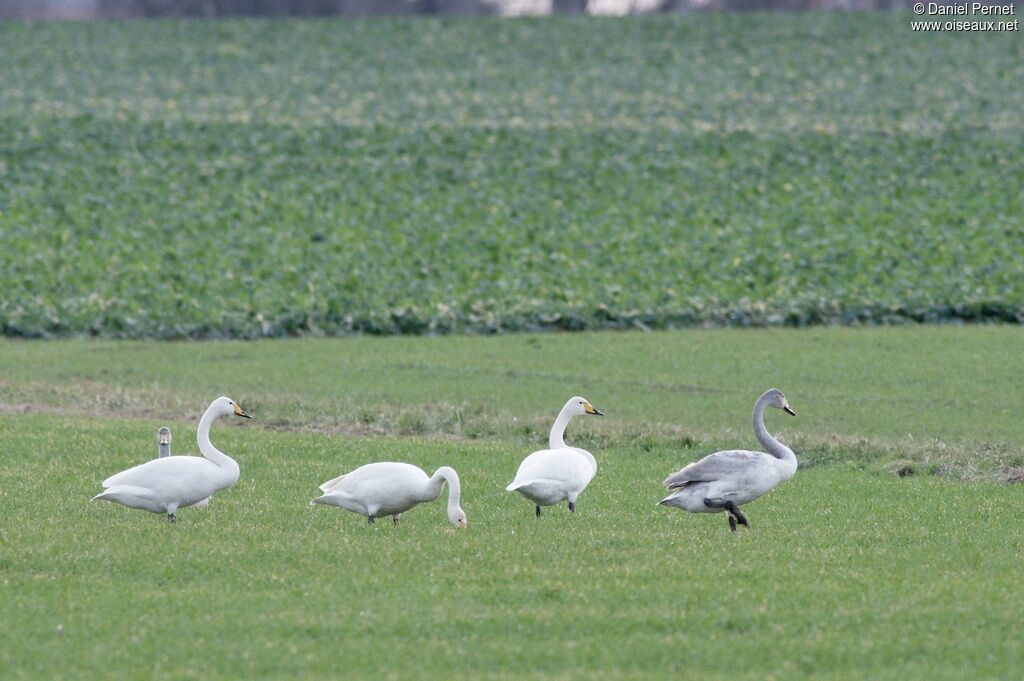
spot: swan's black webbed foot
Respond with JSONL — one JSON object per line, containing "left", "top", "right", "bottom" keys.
{"left": 568, "top": 502, "right": 576, "bottom": 513}
{"left": 367, "top": 515, "right": 376, "bottom": 524}
{"left": 167, "top": 513, "right": 176, "bottom": 523}
{"left": 392, "top": 515, "right": 400, "bottom": 526}
{"left": 727, "top": 514, "right": 737, "bottom": 532}
{"left": 535, "top": 505, "right": 542, "bottom": 518}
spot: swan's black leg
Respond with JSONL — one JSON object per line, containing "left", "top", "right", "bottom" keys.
{"left": 167, "top": 513, "right": 176, "bottom": 523}
{"left": 535, "top": 505, "right": 542, "bottom": 518}
{"left": 568, "top": 502, "right": 576, "bottom": 513}
{"left": 719, "top": 501, "right": 749, "bottom": 527}
{"left": 367, "top": 515, "right": 376, "bottom": 524}
{"left": 392, "top": 515, "right": 400, "bottom": 526}
{"left": 703, "top": 497, "right": 728, "bottom": 511}
{"left": 704, "top": 498, "right": 749, "bottom": 530}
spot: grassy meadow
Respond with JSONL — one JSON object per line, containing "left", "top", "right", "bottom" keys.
{"left": 2, "top": 328, "right": 1024, "bottom": 679}
{"left": 2, "top": 10, "right": 1024, "bottom": 681}
{"left": 1, "top": 15, "right": 1023, "bottom": 337}
{"left": 1, "top": 326, "right": 1023, "bottom": 456}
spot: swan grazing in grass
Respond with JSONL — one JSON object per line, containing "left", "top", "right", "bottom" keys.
{"left": 506, "top": 396, "right": 603, "bottom": 517}
{"left": 659, "top": 389, "right": 797, "bottom": 532}
{"left": 92, "top": 396, "right": 251, "bottom": 522}
{"left": 311, "top": 462, "right": 467, "bottom": 528}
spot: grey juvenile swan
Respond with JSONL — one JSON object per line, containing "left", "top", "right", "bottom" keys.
{"left": 658, "top": 389, "right": 797, "bottom": 532}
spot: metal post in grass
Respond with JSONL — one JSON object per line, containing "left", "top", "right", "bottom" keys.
{"left": 157, "top": 427, "right": 171, "bottom": 458}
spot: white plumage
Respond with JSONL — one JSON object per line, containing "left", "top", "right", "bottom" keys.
{"left": 92, "top": 396, "right": 251, "bottom": 522}
{"left": 311, "top": 462, "right": 467, "bottom": 528}
{"left": 506, "top": 396, "right": 603, "bottom": 517}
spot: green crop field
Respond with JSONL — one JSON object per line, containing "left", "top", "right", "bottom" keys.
{"left": 2, "top": 328, "right": 1024, "bottom": 679}
{"left": 1, "top": 14, "right": 1023, "bottom": 338}
{"left": 2, "top": 11, "right": 1024, "bottom": 681}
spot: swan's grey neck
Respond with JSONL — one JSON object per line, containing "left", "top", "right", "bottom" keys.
{"left": 197, "top": 405, "right": 239, "bottom": 478}
{"left": 428, "top": 466, "right": 462, "bottom": 511}
{"left": 753, "top": 395, "right": 795, "bottom": 464}
{"left": 549, "top": 406, "right": 575, "bottom": 450}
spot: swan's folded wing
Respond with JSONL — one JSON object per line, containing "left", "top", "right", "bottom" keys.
{"left": 506, "top": 477, "right": 557, "bottom": 492}
{"left": 102, "top": 461, "right": 149, "bottom": 488}
{"left": 310, "top": 490, "right": 359, "bottom": 509}
{"left": 663, "top": 450, "right": 761, "bottom": 489}
{"left": 319, "top": 473, "right": 348, "bottom": 493}
{"left": 93, "top": 484, "right": 152, "bottom": 502}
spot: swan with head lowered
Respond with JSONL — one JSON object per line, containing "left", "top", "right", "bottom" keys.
{"left": 311, "top": 462, "right": 467, "bottom": 528}
{"left": 506, "top": 396, "right": 603, "bottom": 517}
{"left": 659, "top": 389, "right": 797, "bottom": 532}
{"left": 92, "top": 396, "right": 252, "bottom": 522}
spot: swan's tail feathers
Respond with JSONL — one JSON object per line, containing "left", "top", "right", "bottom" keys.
{"left": 658, "top": 491, "right": 686, "bottom": 507}
{"left": 93, "top": 486, "right": 126, "bottom": 502}
{"left": 311, "top": 491, "right": 351, "bottom": 507}
{"left": 102, "top": 472, "right": 129, "bottom": 488}
{"left": 92, "top": 485, "right": 150, "bottom": 504}
{"left": 318, "top": 474, "right": 347, "bottom": 493}
{"left": 662, "top": 467, "right": 695, "bottom": 490}
{"left": 507, "top": 477, "right": 540, "bottom": 493}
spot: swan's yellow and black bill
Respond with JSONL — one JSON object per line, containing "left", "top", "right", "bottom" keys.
{"left": 783, "top": 403, "right": 796, "bottom": 416}
{"left": 233, "top": 403, "right": 253, "bottom": 419}
{"left": 583, "top": 402, "right": 604, "bottom": 416}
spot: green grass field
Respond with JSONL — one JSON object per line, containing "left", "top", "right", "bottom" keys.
{"left": 2, "top": 328, "right": 1023, "bottom": 679}
{"left": 3, "top": 10, "right": 1024, "bottom": 680}
{"left": 2, "top": 326, "right": 1023, "bottom": 456}
{"left": 2, "top": 15, "right": 1023, "bottom": 337}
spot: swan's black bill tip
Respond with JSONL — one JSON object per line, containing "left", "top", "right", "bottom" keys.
{"left": 783, "top": 406, "right": 796, "bottom": 416}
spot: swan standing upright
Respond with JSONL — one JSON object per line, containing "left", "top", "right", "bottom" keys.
{"left": 92, "top": 396, "right": 251, "bottom": 522}
{"left": 659, "top": 389, "right": 797, "bottom": 532}
{"left": 506, "top": 396, "right": 603, "bottom": 517}
{"left": 311, "top": 462, "right": 467, "bottom": 528}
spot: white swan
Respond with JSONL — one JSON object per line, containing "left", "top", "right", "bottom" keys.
{"left": 506, "top": 396, "right": 603, "bottom": 517}
{"left": 311, "top": 462, "right": 467, "bottom": 528}
{"left": 659, "top": 388, "right": 797, "bottom": 532}
{"left": 92, "top": 396, "right": 251, "bottom": 522}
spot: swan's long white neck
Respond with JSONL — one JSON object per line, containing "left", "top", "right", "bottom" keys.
{"left": 549, "top": 404, "right": 575, "bottom": 449}
{"left": 427, "top": 466, "right": 462, "bottom": 512}
{"left": 752, "top": 394, "right": 796, "bottom": 470}
{"left": 197, "top": 404, "right": 239, "bottom": 481}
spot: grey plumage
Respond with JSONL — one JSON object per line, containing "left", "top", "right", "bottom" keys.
{"left": 658, "top": 389, "right": 798, "bottom": 531}
{"left": 662, "top": 450, "right": 766, "bottom": 490}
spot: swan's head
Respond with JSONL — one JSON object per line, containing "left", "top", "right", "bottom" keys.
{"left": 213, "top": 396, "right": 252, "bottom": 419}
{"left": 566, "top": 396, "right": 603, "bottom": 417}
{"left": 448, "top": 506, "right": 468, "bottom": 529}
{"left": 765, "top": 389, "right": 795, "bottom": 416}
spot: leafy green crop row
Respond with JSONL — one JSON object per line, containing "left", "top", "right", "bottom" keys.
{"left": 1, "top": 15, "right": 1022, "bottom": 338}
